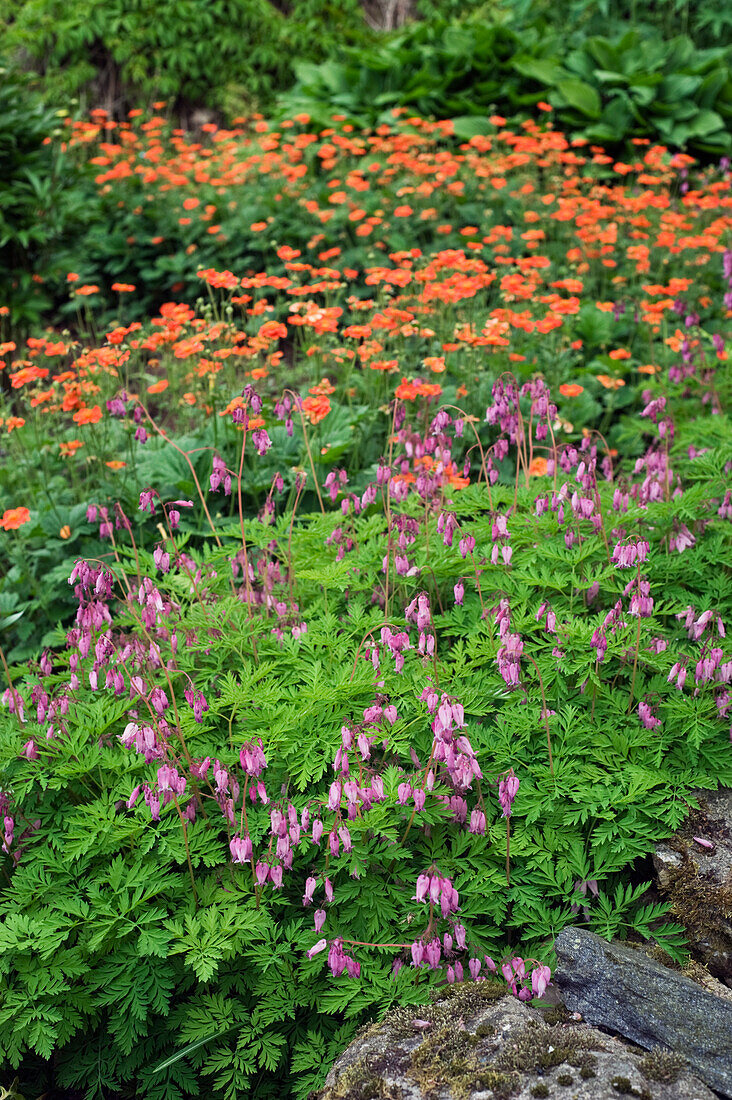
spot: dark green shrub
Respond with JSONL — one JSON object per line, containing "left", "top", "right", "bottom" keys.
{"left": 0, "top": 0, "right": 371, "bottom": 115}
{"left": 280, "top": 14, "right": 732, "bottom": 156}
{"left": 0, "top": 66, "right": 84, "bottom": 336}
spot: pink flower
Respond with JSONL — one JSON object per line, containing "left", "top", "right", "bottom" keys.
{"left": 498, "top": 772, "right": 519, "bottom": 817}
{"left": 327, "top": 781, "right": 342, "bottom": 811}
{"left": 414, "top": 873, "right": 430, "bottom": 902}
{"left": 397, "top": 783, "right": 412, "bottom": 804}
{"left": 230, "top": 834, "right": 252, "bottom": 864}
{"left": 411, "top": 941, "right": 425, "bottom": 967}
{"left": 307, "top": 938, "right": 327, "bottom": 960}
{"left": 531, "top": 964, "right": 551, "bottom": 998}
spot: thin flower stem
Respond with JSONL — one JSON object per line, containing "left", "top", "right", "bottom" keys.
{"left": 287, "top": 474, "right": 307, "bottom": 603}
{"left": 157, "top": 505, "right": 210, "bottom": 618}
{"left": 348, "top": 622, "right": 407, "bottom": 683}
{"left": 173, "top": 795, "right": 198, "bottom": 909}
{"left": 282, "top": 388, "right": 325, "bottom": 514}
{"left": 138, "top": 400, "right": 224, "bottom": 549}
{"left": 0, "top": 645, "right": 24, "bottom": 727}
{"left": 340, "top": 939, "right": 412, "bottom": 949}
{"left": 113, "top": 506, "right": 142, "bottom": 585}
{"left": 523, "top": 652, "right": 554, "bottom": 778}
{"left": 628, "top": 569, "right": 643, "bottom": 714}
{"left": 236, "top": 426, "right": 255, "bottom": 610}
{"left": 435, "top": 402, "right": 490, "bottom": 486}
{"left": 443, "top": 512, "right": 485, "bottom": 616}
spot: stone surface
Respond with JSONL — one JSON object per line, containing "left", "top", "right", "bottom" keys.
{"left": 554, "top": 927, "right": 732, "bottom": 1098}
{"left": 653, "top": 787, "right": 732, "bottom": 982}
{"left": 313, "top": 982, "right": 716, "bottom": 1100}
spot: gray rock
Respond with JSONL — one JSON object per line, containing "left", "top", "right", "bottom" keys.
{"left": 653, "top": 787, "right": 732, "bottom": 982}
{"left": 314, "top": 982, "right": 716, "bottom": 1100}
{"left": 554, "top": 927, "right": 732, "bottom": 1097}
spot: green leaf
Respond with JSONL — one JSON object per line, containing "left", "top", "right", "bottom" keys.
{"left": 555, "top": 78, "right": 602, "bottom": 119}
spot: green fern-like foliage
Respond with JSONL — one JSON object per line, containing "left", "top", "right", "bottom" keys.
{"left": 1, "top": 360, "right": 731, "bottom": 1098}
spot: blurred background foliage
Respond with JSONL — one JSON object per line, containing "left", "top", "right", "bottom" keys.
{"left": 2, "top": 0, "right": 732, "bottom": 339}
{"left": 1, "top": 0, "right": 731, "bottom": 121}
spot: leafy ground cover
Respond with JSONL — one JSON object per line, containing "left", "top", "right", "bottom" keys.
{"left": 281, "top": 18, "right": 732, "bottom": 156}
{"left": 0, "top": 109, "right": 731, "bottom": 1099}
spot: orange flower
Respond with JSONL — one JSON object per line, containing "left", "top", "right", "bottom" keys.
{"left": 60, "top": 439, "right": 84, "bottom": 457}
{"left": 309, "top": 378, "right": 336, "bottom": 395}
{"left": 66, "top": 272, "right": 79, "bottom": 283}
{"left": 106, "top": 460, "right": 126, "bottom": 469}
{"left": 59, "top": 525, "right": 71, "bottom": 539}
{"left": 111, "top": 282, "right": 136, "bottom": 292}
{"left": 423, "top": 356, "right": 446, "bottom": 373}
{"left": 258, "top": 320, "right": 287, "bottom": 341}
{"left": 301, "top": 395, "right": 331, "bottom": 424}
{"left": 638, "top": 364, "right": 659, "bottom": 375}
{"left": 1, "top": 506, "right": 31, "bottom": 531}
{"left": 74, "top": 284, "right": 100, "bottom": 296}
{"left": 529, "top": 457, "right": 548, "bottom": 476}
{"left": 73, "top": 405, "right": 103, "bottom": 424}
{"left": 596, "top": 375, "right": 625, "bottom": 390}
{"left": 147, "top": 379, "right": 169, "bottom": 393}
{"left": 608, "top": 348, "right": 631, "bottom": 360}
{"left": 559, "top": 384, "right": 583, "bottom": 397}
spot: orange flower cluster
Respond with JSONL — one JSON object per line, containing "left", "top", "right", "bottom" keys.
{"left": 1, "top": 106, "right": 729, "bottom": 520}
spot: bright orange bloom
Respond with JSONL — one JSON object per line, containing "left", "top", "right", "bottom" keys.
{"left": 1, "top": 506, "right": 31, "bottom": 531}
{"left": 147, "top": 379, "right": 169, "bottom": 393}
{"left": 301, "top": 395, "right": 331, "bottom": 424}
{"left": 60, "top": 439, "right": 84, "bottom": 457}
{"left": 59, "top": 525, "right": 71, "bottom": 539}
{"left": 73, "top": 405, "right": 103, "bottom": 424}
{"left": 596, "top": 375, "right": 625, "bottom": 390}
{"left": 309, "top": 378, "right": 335, "bottom": 395}
{"left": 111, "top": 282, "right": 136, "bottom": 292}
{"left": 609, "top": 348, "right": 631, "bottom": 360}
{"left": 258, "top": 320, "right": 287, "bottom": 341}
{"left": 559, "top": 384, "right": 584, "bottom": 397}
{"left": 638, "top": 364, "right": 659, "bottom": 375}
{"left": 529, "top": 457, "right": 548, "bottom": 476}
{"left": 106, "top": 460, "right": 126, "bottom": 469}
{"left": 74, "top": 284, "right": 100, "bottom": 296}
